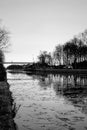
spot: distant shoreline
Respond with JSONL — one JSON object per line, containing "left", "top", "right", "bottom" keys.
{"left": 26, "top": 68, "right": 87, "bottom": 75}
{"left": 7, "top": 68, "right": 87, "bottom": 75}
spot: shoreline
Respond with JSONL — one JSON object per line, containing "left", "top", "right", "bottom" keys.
{"left": 25, "top": 69, "right": 87, "bottom": 75}
{"left": 7, "top": 68, "right": 87, "bottom": 75}
{"left": 0, "top": 80, "right": 17, "bottom": 129}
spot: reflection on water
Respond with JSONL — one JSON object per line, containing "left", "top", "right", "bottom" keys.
{"left": 8, "top": 72, "right": 87, "bottom": 130}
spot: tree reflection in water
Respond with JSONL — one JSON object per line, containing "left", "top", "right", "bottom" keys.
{"left": 27, "top": 73, "right": 87, "bottom": 115}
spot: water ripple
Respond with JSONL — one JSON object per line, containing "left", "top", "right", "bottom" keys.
{"left": 8, "top": 73, "right": 87, "bottom": 130}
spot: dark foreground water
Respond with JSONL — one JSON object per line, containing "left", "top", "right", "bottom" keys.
{"left": 7, "top": 72, "right": 87, "bottom": 130}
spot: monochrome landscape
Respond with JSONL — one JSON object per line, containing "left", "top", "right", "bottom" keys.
{"left": 0, "top": 0, "right": 87, "bottom": 130}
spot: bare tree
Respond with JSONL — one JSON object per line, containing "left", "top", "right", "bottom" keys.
{"left": 38, "top": 51, "right": 47, "bottom": 64}
{"left": 0, "top": 27, "right": 9, "bottom": 51}
{"left": 53, "top": 44, "right": 63, "bottom": 65}
{"left": 0, "top": 26, "right": 10, "bottom": 63}
{"left": 38, "top": 51, "right": 52, "bottom": 65}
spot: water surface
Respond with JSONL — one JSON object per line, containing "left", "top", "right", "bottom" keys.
{"left": 7, "top": 72, "right": 87, "bottom": 130}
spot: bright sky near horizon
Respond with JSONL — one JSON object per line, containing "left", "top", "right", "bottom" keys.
{"left": 0, "top": 0, "right": 87, "bottom": 62}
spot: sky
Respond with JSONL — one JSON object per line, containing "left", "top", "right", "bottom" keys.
{"left": 0, "top": 0, "right": 87, "bottom": 62}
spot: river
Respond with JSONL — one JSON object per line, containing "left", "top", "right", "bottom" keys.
{"left": 7, "top": 72, "right": 87, "bottom": 130}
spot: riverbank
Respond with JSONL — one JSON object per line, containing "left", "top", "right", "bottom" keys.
{"left": 0, "top": 81, "right": 16, "bottom": 130}
{"left": 7, "top": 68, "right": 87, "bottom": 75}
{"left": 6, "top": 63, "right": 87, "bottom": 75}
{"left": 25, "top": 68, "right": 87, "bottom": 75}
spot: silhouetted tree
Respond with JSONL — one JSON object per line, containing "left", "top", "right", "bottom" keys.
{"left": 0, "top": 27, "right": 9, "bottom": 51}
{"left": 38, "top": 51, "right": 52, "bottom": 65}
{"left": 38, "top": 51, "right": 47, "bottom": 64}
{"left": 77, "top": 30, "right": 87, "bottom": 62}
{"left": 78, "top": 29, "right": 87, "bottom": 44}
{"left": 45, "top": 52, "right": 52, "bottom": 65}
{"left": 63, "top": 38, "right": 80, "bottom": 68}
{"left": 0, "top": 50, "right": 4, "bottom": 63}
{"left": 63, "top": 41, "right": 71, "bottom": 66}
{"left": 77, "top": 39, "right": 84, "bottom": 62}
{"left": 81, "top": 45, "right": 87, "bottom": 61}
{"left": 37, "top": 29, "right": 87, "bottom": 69}
{"left": 0, "top": 26, "right": 9, "bottom": 64}
{"left": 53, "top": 44, "right": 63, "bottom": 65}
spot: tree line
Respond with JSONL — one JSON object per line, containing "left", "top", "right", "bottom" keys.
{"left": 0, "top": 22, "right": 87, "bottom": 69}
{"left": 0, "top": 25, "right": 9, "bottom": 64}
{"left": 37, "top": 30, "right": 87, "bottom": 69}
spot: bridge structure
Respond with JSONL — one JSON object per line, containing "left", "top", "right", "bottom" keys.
{"left": 3, "top": 62, "right": 33, "bottom": 65}
{"left": 0, "top": 62, "right": 33, "bottom": 67}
